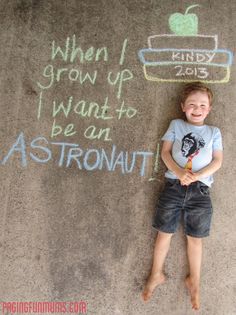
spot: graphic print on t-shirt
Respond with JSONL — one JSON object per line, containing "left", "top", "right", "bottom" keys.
{"left": 181, "top": 132, "right": 205, "bottom": 170}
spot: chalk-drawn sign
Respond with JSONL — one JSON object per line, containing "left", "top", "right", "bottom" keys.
{"left": 138, "top": 5, "right": 233, "bottom": 83}
{"left": 0, "top": 35, "right": 159, "bottom": 178}
{"left": 36, "top": 35, "right": 137, "bottom": 143}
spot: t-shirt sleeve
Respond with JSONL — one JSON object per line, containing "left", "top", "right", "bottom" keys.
{"left": 213, "top": 127, "right": 223, "bottom": 151}
{"left": 161, "top": 120, "right": 176, "bottom": 142}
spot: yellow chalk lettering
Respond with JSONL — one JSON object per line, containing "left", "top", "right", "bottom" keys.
{"left": 70, "top": 34, "right": 84, "bottom": 63}
{"left": 74, "top": 100, "right": 87, "bottom": 117}
{"left": 64, "top": 124, "right": 76, "bottom": 137}
{"left": 84, "top": 125, "right": 97, "bottom": 140}
{"left": 98, "top": 128, "right": 112, "bottom": 141}
{"left": 37, "top": 64, "right": 54, "bottom": 90}
{"left": 87, "top": 102, "right": 100, "bottom": 118}
{"left": 51, "top": 120, "right": 62, "bottom": 137}
{"left": 56, "top": 68, "right": 68, "bottom": 82}
{"left": 68, "top": 69, "right": 80, "bottom": 81}
{"left": 53, "top": 96, "right": 73, "bottom": 118}
{"left": 84, "top": 125, "right": 112, "bottom": 141}
{"left": 97, "top": 97, "right": 113, "bottom": 120}
{"left": 51, "top": 120, "right": 76, "bottom": 138}
{"left": 85, "top": 47, "right": 94, "bottom": 61}
{"left": 51, "top": 37, "right": 70, "bottom": 61}
{"left": 95, "top": 47, "right": 108, "bottom": 62}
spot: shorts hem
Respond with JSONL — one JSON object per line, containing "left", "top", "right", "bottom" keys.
{"left": 152, "top": 225, "right": 175, "bottom": 234}
{"left": 185, "top": 231, "right": 210, "bottom": 238}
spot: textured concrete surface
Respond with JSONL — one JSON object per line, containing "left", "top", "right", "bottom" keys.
{"left": 0, "top": 1, "right": 236, "bottom": 314}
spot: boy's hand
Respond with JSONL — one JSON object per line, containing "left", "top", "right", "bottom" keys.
{"left": 176, "top": 169, "right": 199, "bottom": 186}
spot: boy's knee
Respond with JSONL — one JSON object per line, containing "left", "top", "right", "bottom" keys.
{"left": 186, "top": 235, "right": 203, "bottom": 244}
{"left": 158, "top": 231, "right": 174, "bottom": 240}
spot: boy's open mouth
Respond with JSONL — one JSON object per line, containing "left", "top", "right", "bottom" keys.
{"left": 192, "top": 114, "right": 202, "bottom": 117}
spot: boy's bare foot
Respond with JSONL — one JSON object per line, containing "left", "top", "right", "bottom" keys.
{"left": 141, "top": 272, "right": 166, "bottom": 302}
{"left": 185, "top": 276, "right": 200, "bottom": 311}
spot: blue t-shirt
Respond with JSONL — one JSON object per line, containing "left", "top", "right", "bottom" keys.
{"left": 162, "top": 119, "right": 223, "bottom": 187}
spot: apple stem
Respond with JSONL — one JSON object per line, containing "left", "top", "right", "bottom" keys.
{"left": 185, "top": 4, "right": 201, "bottom": 15}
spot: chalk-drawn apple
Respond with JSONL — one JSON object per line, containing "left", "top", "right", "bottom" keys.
{"left": 169, "top": 4, "right": 200, "bottom": 36}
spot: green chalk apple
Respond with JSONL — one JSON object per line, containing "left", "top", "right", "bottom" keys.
{"left": 169, "top": 4, "right": 200, "bottom": 36}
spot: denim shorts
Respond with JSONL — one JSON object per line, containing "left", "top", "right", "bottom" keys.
{"left": 152, "top": 178, "right": 213, "bottom": 238}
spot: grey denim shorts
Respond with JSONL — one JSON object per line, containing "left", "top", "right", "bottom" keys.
{"left": 152, "top": 178, "right": 213, "bottom": 238}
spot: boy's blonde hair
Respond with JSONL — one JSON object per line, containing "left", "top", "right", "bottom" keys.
{"left": 181, "top": 82, "right": 213, "bottom": 106}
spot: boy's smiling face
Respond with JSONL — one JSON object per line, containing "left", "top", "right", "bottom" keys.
{"left": 181, "top": 91, "right": 212, "bottom": 126}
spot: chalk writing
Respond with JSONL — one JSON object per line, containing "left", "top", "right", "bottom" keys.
{"left": 51, "top": 34, "right": 108, "bottom": 63}
{"left": 84, "top": 125, "right": 112, "bottom": 141}
{"left": 119, "top": 38, "right": 128, "bottom": 65}
{"left": 36, "top": 36, "right": 137, "bottom": 143}
{"left": 107, "top": 68, "right": 133, "bottom": 99}
{"left": 37, "top": 64, "right": 98, "bottom": 90}
{"left": 1, "top": 133, "right": 153, "bottom": 177}
{"left": 38, "top": 92, "right": 137, "bottom": 141}
{"left": 115, "top": 101, "right": 137, "bottom": 119}
{"left": 51, "top": 120, "right": 77, "bottom": 138}
{"left": 32, "top": 35, "right": 158, "bottom": 178}
{"left": 37, "top": 35, "right": 132, "bottom": 100}
{"left": 138, "top": 6, "right": 234, "bottom": 83}
{"left": 149, "top": 143, "right": 160, "bottom": 181}
{"left": 51, "top": 95, "right": 113, "bottom": 120}
{"left": 174, "top": 65, "right": 208, "bottom": 79}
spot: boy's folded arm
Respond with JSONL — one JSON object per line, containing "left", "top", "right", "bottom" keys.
{"left": 161, "top": 141, "right": 193, "bottom": 182}
{"left": 161, "top": 141, "right": 223, "bottom": 184}
{"left": 195, "top": 150, "right": 223, "bottom": 179}
{"left": 161, "top": 141, "right": 180, "bottom": 173}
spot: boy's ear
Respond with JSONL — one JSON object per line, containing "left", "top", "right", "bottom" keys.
{"left": 181, "top": 102, "right": 185, "bottom": 111}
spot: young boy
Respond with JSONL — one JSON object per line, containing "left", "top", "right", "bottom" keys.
{"left": 141, "top": 82, "right": 223, "bottom": 310}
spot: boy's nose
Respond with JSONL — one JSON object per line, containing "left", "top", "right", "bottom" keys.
{"left": 193, "top": 104, "right": 201, "bottom": 110}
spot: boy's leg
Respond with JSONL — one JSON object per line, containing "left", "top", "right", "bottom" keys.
{"left": 142, "top": 231, "right": 173, "bottom": 302}
{"left": 185, "top": 235, "right": 202, "bottom": 310}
